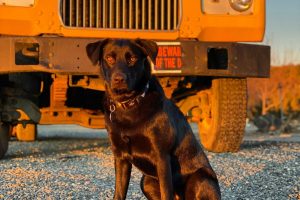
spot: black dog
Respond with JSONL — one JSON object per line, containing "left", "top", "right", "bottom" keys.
{"left": 86, "top": 39, "right": 221, "bottom": 200}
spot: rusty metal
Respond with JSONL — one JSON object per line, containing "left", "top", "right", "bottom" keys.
{"left": 39, "top": 108, "right": 105, "bottom": 128}
{"left": 153, "top": 41, "right": 271, "bottom": 77}
{"left": 40, "top": 74, "right": 105, "bottom": 128}
{"left": 51, "top": 75, "right": 68, "bottom": 108}
{"left": 0, "top": 37, "right": 270, "bottom": 78}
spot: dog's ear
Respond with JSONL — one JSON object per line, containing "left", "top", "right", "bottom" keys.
{"left": 134, "top": 39, "right": 158, "bottom": 63}
{"left": 86, "top": 39, "right": 110, "bottom": 65}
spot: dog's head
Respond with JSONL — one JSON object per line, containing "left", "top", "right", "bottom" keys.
{"left": 86, "top": 39, "right": 158, "bottom": 101}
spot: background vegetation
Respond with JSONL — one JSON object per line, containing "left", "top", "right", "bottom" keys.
{"left": 247, "top": 64, "right": 300, "bottom": 119}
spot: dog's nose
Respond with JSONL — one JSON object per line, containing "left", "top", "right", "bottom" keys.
{"left": 112, "top": 72, "right": 126, "bottom": 84}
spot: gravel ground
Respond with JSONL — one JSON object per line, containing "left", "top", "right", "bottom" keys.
{"left": 0, "top": 125, "right": 299, "bottom": 200}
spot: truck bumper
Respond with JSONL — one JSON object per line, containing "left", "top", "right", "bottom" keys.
{"left": 0, "top": 36, "right": 270, "bottom": 77}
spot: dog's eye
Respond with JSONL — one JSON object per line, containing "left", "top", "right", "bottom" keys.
{"left": 128, "top": 56, "right": 137, "bottom": 64}
{"left": 106, "top": 55, "right": 115, "bottom": 65}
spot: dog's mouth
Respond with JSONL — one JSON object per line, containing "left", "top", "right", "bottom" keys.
{"left": 112, "top": 88, "right": 131, "bottom": 95}
{"left": 110, "top": 86, "right": 136, "bottom": 98}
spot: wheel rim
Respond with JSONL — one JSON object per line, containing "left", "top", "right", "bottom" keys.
{"left": 197, "top": 90, "right": 214, "bottom": 144}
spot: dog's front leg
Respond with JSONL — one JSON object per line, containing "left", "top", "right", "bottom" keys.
{"left": 113, "top": 158, "right": 132, "bottom": 200}
{"left": 157, "top": 155, "right": 173, "bottom": 200}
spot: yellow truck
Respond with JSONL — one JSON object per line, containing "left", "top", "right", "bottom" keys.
{"left": 0, "top": 0, "right": 270, "bottom": 159}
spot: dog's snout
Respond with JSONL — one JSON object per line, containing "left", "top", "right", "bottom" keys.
{"left": 112, "top": 72, "right": 127, "bottom": 84}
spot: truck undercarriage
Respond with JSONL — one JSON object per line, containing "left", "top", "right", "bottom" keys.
{"left": 0, "top": 36, "right": 270, "bottom": 157}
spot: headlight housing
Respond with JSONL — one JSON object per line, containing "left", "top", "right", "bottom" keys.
{"left": 229, "top": 0, "right": 253, "bottom": 12}
{"left": 0, "top": 0, "right": 34, "bottom": 7}
{"left": 201, "top": 0, "right": 253, "bottom": 15}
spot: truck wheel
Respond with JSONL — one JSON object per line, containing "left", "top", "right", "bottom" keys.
{"left": 197, "top": 78, "right": 247, "bottom": 152}
{"left": 0, "top": 123, "right": 10, "bottom": 159}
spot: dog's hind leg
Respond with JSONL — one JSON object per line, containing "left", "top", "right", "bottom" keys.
{"left": 184, "top": 168, "right": 221, "bottom": 200}
{"left": 140, "top": 175, "right": 161, "bottom": 200}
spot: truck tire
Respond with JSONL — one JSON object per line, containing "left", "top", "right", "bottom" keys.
{"left": 197, "top": 78, "right": 247, "bottom": 152}
{"left": 0, "top": 123, "right": 10, "bottom": 159}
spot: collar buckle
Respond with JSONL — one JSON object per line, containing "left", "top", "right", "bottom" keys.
{"left": 109, "top": 103, "right": 116, "bottom": 121}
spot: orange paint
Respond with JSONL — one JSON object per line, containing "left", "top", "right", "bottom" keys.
{"left": 0, "top": 0, "right": 266, "bottom": 41}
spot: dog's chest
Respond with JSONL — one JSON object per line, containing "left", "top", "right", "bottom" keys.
{"left": 109, "top": 130, "right": 157, "bottom": 176}
{"left": 110, "top": 130, "right": 151, "bottom": 156}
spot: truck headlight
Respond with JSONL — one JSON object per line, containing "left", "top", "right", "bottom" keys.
{"left": 229, "top": 0, "right": 253, "bottom": 12}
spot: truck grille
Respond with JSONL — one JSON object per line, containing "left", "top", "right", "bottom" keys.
{"left": 60, "top": 0, "right": 180, "bottom": 31}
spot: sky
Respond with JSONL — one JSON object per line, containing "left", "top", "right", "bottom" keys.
{"left": 264, "top": 0, "right": 300, "bottom": 65}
